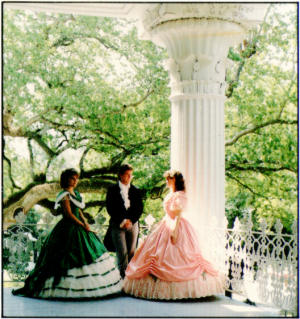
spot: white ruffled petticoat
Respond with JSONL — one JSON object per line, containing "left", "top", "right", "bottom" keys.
{"left": 123, "top": 272, "right": 225, "bottom": 300}
{"left": 40, "top": 252, "right": 122, "bottom": 299}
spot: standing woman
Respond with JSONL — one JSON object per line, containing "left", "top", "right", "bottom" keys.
{"left": 123, "top": 170, "right": 225, "bottom": 300}
{"left": 13, "top": 168, "right": 122, "bottom": 299}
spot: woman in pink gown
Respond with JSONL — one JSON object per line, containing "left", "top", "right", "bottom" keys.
{"left": 123, "top": 170, "right": 225, "bottom": 300}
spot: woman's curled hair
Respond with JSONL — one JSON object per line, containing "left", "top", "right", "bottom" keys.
{"left": 60, "top": 168, "right": 79, "bottom": 188}
{"left": 164, "top": 169, "right": 185, "bottom": 192}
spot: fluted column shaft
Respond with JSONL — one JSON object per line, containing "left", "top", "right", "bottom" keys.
{"left": 153, "top": 19, "right": 243, "bottom": 230}
{"left": 170, "top": 90, "right": 225, "bottom": 229}
{"left": 140, "top": 4, "right": 267, "bottom": 233}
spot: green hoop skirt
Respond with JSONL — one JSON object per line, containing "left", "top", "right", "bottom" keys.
{"left": 12, "top": 191, "right": 122, "bottom": 299}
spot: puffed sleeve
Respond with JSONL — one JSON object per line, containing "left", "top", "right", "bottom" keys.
{"left": 170, "top": 192, "right": 187, "bottom": 212}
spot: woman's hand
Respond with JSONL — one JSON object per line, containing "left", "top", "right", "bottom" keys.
{"left": 83, "top": 222, "right": 97, "bottom": 233}
{"left": 83, "top": 223, "right": 91, "bottom": 232}
{"left": 171, "top": 232, "right": 177, "bottom": 245}
{"left": 171, "top": 208, "right": 182, "bottom": 216}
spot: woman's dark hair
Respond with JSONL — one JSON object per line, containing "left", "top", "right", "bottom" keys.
{"left": 118, "top": 164, "right": 133, "bottom": 179}
{"left": 60, "top": 168, "right": 79, "bottom": 188}
{"left": 164, "top": 170, "right": 186, "bottom": 192}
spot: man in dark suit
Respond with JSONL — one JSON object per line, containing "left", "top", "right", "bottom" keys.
{"left": 105, "top": 164, "right": 143, "bottom": 278}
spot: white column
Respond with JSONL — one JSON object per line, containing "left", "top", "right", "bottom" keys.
{"left": 141, "top": 4, "right": 267, "bottom": 234}
{"left": 166, "top": 53, "right": 227, "bottom": 230}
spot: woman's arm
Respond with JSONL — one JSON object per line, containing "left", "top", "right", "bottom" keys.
{"left": 62, "top": 196, "right": 90, "bottom": 231}
{"left": 171, "top": 210, "right": 182, "bottom": 244}
{"left": 79, "top": 209, "right": 88, "bottom": 225}
{"left": 170, "top": 192, "right": 186, "bottom": 244}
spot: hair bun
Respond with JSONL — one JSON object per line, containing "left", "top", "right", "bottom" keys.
{"left": 163, "top": 169, "right": 181, "bottom": 178}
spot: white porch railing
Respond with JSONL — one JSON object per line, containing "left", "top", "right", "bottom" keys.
{"left": 3, "top": 212, "right": 298, "bottom": 315}
{"left": 204, "top": 215, "right": 297, "bottom": 316}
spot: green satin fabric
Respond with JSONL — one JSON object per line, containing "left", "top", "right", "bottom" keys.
{"left": 13, "top": 190, "right": 106, "bottom": 297}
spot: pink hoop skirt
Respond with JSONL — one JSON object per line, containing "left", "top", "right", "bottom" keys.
{"left": 124, "top": 191, "right": 225, "bottom": 300}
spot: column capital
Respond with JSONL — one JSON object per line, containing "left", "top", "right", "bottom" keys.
{"left": 165, "top": 57, "right": 227, "bottom": 98}
{"left": 140, "top": 3, "right": 267, "bottom": 58}
{"left": 142, "top": 3, "right": 268, "bottom": 35}
{"left": 140, "top": 3, "right": 267, "bottom": 97}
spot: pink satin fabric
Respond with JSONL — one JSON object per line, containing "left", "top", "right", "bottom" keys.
{"left": 125, "top": 191, "right": 218, "bottom": 282}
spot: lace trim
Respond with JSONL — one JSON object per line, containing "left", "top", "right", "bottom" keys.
{"left": 123, "top": 273, "right": 225, "bottom": 300}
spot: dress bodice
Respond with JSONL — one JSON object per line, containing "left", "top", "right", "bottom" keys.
{"left": 68, "top": 192, "right": 80, "bottom": 218}
{"left": 55, "top": 190, "right": 85, "bottom": 219}
{"left": 163, "top": 191, "right": 187, "bottom": 219}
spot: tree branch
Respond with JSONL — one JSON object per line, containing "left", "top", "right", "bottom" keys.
{"left": 123, "top": 89, "right": 155, "bottom": 109}
{"left": 128, "top": 134, "right": 170, "bottom": 149}
{"left": 3, "top": 109, "right": 25, "bottom": 137}
{"left": 52, "top": 32, "right": 139, "bottom": 71}
{"left": 3, "top": 177, "right": 117, "bottom": 221}
{"left": 40, "top": 116, "right": 79, "bottom": 131}
{"left": 80, "top": 165, "right": 118, "bottom": 179}
{"left": 28, "top": 132, "right": 57, "bottom": 157}
{"left": 3, "top": 170, "right": 168, "bottom": 222}
{"left": 79, "top": 147, "right": 90, "bottom": 173}
{"left": 92, "top": 88, "right": 156, "bottom": 124}
{"left": 3, "top": 154, "right": 21, "bottom": 190}
{"left": 38, "top": 199, "right": 56, "bottom": 213}
{"left": 225, "top": 119, "right": 297, "bottom": 146}
{"left": 80, "top": 35, "right": 139, "bottom": 71}
{"left": 226, "top": 172, "right": 269, "bottom": 199}
{"left": 27, "top": 139, "right": 35, "bottom": 180}
{"left": 226, "top": 4, "right": 273, "bottom": 98}
{"left": 226, "top": 162, "right": 296, "bottom": 174}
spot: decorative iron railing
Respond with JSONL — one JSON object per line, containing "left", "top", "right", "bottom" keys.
{"left": 200, "top": 215, "right": 298, "bottom": 316}
{"left": 3, "top": 212, "right": 298, "bottom": 315}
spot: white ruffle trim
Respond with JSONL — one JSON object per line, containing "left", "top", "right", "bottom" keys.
{"left": 123, "top": 272, "right": 225, "bottom": 300}
{"left": 39, "top": 253, "right": 122, "bottom": 299}
{"left": 54, "top": 191, "right": 85, "bottom": 210}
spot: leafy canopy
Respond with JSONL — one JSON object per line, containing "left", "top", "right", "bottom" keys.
{"left": 3, "top": 5, "right": 297, "bottom": 233}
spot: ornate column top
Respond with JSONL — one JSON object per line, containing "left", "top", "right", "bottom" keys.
{"left": 142, "top": 3, "right": 269, "bottom": 32}
{"left": 138, "top": 3, "right": 268, "bottom": 99}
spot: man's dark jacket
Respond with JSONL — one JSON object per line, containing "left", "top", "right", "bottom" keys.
{"left": 104, "top": 183, "right": 143, "bottom": 251}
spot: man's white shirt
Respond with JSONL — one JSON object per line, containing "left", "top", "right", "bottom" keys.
{"left": 119, "top": 181, "right": 131, "bottom": 209}
{"left": 119, "top": 181, "right": 131, "bottom": 228}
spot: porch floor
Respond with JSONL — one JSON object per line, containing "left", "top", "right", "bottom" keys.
{"left": 3, "top": 287, "right": 283, "bottom": 318}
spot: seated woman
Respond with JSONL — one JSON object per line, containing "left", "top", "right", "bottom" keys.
{"left": 123, "top": 170, "right": 225, "bottom": 300}
{"left": 12, "top": 168, "right": 122, "bottom": 299}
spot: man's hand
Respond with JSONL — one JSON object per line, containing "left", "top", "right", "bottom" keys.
{"left": 124, "top": 219, "right": 132, "bottom": 229}
{"left": 120, "top": 219, "right": 132, "bottom": 229}
{"left": 120, "top": 219, "right": 127, "bottom": 228}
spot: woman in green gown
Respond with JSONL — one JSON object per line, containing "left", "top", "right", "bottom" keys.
{"left": 12, "top": 168, "right": 122, "bottom": 299}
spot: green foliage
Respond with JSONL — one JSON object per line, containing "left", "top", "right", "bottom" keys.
{"left": 3, "top": 5, "right": 297, "bottom": 234}
{"left": 225, "top": 4, "right": 297, "bottom": 233}
{"left": 3, "top": 8, "right": 171, "bottom": 216}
